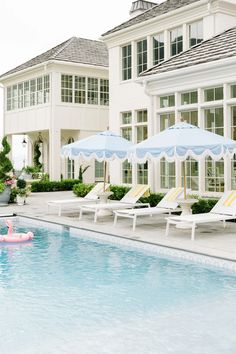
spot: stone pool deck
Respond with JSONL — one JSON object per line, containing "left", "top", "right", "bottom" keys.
{"left": 1, "top": 191, "right": 236, "bottom": 262}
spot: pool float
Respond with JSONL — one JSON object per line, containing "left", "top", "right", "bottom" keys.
{"left": 0, "top": 220, "right": 34, "bottom": 243}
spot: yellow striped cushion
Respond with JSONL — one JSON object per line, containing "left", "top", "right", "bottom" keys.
{"left": 223, "top": 190, "right": 236, "bottom": 207}
{"left": 126, "top": 185, "right": 149, "bottom": 198}
{"left": 165, "top": 187, "right": 183, "bottom": 202}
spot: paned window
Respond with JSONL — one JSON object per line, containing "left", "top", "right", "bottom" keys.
{"left": 136, "top": 125, "right": 147, "bottom": 143}
{"left": 36, "top": 77, "right": 43, "bottom": 105}
{"left": 189, "top": 21, "right": 203, "bottom": 47}
{"left": 75, "top": 76, "right": 86, "bottom": 104}
{"left": 137, "top": 39, "right": 147, "bottom": 75}
{"left": 100, "top": 79, "right": 109, "bottom": 106}
{"left": 12, "top": 85, "right": 18, "bottom": 110}
{"left": 6, "top": 87, "right": 11, "bottom": 111}
{"left": 137, "top": 162, "right": 148, "bottom": 184}
{"left": 153, "top": 33, "right": 164, "bottom": 65}
{"left": 170, "top": 27, "right": 183, "bottom": 56}
{"left": 61, "top": 75, "right": 73, "bottom": 103}
{"left": 43, "top": 75, "right": 50, "bottom": 103}
{"left": 137, "top": 110, "right": 147, "bottom": 123}
{"left": 30, "top": 79, "right": 36, "bottom": 106}
{"left": 205, "top": 108, "right": 224, "bottom": 136}
{"left": 122, "top": 160, "right": 132, "bottom": 184}
{"left": 24, "top": 81, "right": 30, "bottom": 108}
{"left": 181, "top": 111, "right": 198, "bottom": 126}
{"left": 160, "top": 95, "right": 175, "bottom": 108}
{"left": 18, "top": 83, "right": 24, "bottom": 108}
{"left": 181, "top": 91, "right": 198, "bottom": 105}
{"left": 160, "top": 159, "right": 176, "bottom": 189}
{"left": 121, "top": 127, "right": 132, "bottom": 141}
{"left": 122, "top": 44, "right": 132, "bottom": 81}
{"left": 121, "top": 112, "right": 132, "bottom": 125}
{"left": 87, "top": 78, "right": 98, "bottom": 105}
{"left": 231, "top": 106, "right": 236, "bottom": 140}
{"left": 205, "top": 158, "right": 224, "bottom": 192}
{"left": 160, "top": 113, "right": 175, "bottom": 131}
{"left": 204, "top": 87, "right": 223, "bottom": 102}
{"left": 231, "top": 85, "right": 236, "bottom": 98}
{"left": 231, "top": 155, "right": 236, "bottom": 190}
{"left": 67, "top": 138, "right": 75, "bottom": 179}
{"left": 181, "top": 159, "right": 198, "bottom": 190}
{"left": 95, "top": 161, "right": 104, "bottom": 180}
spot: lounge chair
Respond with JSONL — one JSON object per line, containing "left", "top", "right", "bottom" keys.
{"left": 79, "top": 184, "right": 150, "bottom": 222}
{"left": 114, "top": 187, "right": 190, "bottom": 231}
{"left": 47, "top": 182, "right": 110, "bottom": 216}
{"left": 165, "top": 190, "right": 236, "bottom": 240}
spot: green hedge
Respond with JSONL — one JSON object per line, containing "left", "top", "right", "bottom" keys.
{"left": 31, "top": 179, "right": 81, "bottom": 192}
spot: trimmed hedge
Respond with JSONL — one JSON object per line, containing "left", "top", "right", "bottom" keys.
{"left": 31, "top": 179, "right": 81, "bottom": 192}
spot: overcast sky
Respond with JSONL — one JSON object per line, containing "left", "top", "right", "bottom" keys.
{"left": 0, "top": 0, "right": 135, "bottom": 167}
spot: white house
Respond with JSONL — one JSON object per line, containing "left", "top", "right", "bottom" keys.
{"left": 0, "top": 37, "right": 109, "bottom": 181}
{"left": 102, "top": 0, "right": 236, "bottom": 195}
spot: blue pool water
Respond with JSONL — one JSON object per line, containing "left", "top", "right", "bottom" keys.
{"left": 0, "top": 219, "right": 236, "bottom": 354}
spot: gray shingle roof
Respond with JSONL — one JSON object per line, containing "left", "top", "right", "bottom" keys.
{"left": 102, "top": 0, "right": 201, "bottom": 37}
{"left": 140, "top": 26, "right": 236, "bottom": 77}
{"left": 0, "top": 37, "right": 108, "bottom": 79}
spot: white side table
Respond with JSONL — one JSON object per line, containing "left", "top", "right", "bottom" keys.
{"left": 97, "top": 191, "right": 114, "bottom": 216}
{"left": 176, "top": 198, "right": 198, "bottom": 229}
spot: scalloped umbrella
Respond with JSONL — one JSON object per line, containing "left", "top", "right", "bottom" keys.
{"left": 61, "top": 130, "right": 133, "bottom": 191}
{"left": 128, "top": 122, "right": 236, "bottom": 198}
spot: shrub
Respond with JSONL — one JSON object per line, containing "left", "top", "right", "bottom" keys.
{"left": 0, "top": 136, "right": 13, "bottom": 183}
{"left": 16, "top": 179, "right": 27, "bottom": 189}
{"left": 31, "top": 179, "right": 81, "bottom": 192}
{"left": 73, "top": 183, "right": 94, "bottom": 197}
{"left": 192, "top": 197, "right": 218, "bottom": 214}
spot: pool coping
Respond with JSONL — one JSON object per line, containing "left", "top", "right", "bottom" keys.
{"left": 11, "top": 213, "right": 236, "bottom": 273}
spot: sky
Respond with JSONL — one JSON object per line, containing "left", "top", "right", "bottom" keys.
{"left": 0, "top": 0, "right": 133, "bottom": 168}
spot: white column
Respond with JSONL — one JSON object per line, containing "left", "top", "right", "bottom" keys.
{"left": 183, "top": 23, "right": 188, "bottom": 51}
{"left": 49, "top": 129, "right": 61, "bottom": 181}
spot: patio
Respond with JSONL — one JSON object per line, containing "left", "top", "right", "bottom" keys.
{"left": 0, "top": 190, "right": 236, "bottom": 262}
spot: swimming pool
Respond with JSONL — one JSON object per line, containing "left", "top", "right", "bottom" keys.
{"left": 0, "top": 217, "right": 236, "bottom": 354}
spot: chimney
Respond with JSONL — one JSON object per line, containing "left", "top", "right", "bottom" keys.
{"left": 129, "top": 0, "right": 157, "bottom": 18}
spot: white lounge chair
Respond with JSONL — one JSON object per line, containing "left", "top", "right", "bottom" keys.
{"left": 47, "top": 182, "right": 110, "bottom": 216}
{"left": 165, "top": 190, "right": 236, "bottom": 240}
{"left": 113, "top": 187, "right": 190, "bottom": 231}
{"left": 79, "top": 184, "right": 150, "bottom": 222}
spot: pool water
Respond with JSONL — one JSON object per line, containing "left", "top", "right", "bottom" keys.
{"left": 0, "top": 219, "right": 236, "bottom": 354}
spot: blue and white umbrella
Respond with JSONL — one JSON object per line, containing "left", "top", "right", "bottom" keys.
{"left": 128, "top": 122, "right": 236, "bottom": 198}
{"left": 61, "top": 130, "right": 133, "bottom": 190}
{"left": 128, "top": 123, "right": 236, "bottom": 163}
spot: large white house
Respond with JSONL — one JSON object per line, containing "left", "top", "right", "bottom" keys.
{"left": 0, "top": 37, "right": 109, "bottom": 181}
{"left": 102, "top": 0, "right": 236, "bottom": 195}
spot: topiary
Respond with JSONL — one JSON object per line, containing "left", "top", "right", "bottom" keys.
{"left": 0, "top": 136, "right": 13, "bottom": 182}
{"left": 16, "top": 179, "right": 27, "bottom": 189}
{"left": 33, "top": 143, "right": 42, "bottom": 171}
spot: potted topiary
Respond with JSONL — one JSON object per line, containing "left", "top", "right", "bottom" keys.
{"left": 0, "top": 136, "right": 14, "bottom": 206}
{"left": 16, "top": 179, "right": 30, "bottom": 205}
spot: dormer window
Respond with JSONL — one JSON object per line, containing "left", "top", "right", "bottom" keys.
{"left": 189, "top": 20, "right": 203, "bottom": 48}
{"left": 170, "top": 27, "right": 183, "bottom": 56}
{"left": 137, "top": 39, "right": 147, "bottom": 75}
{"left": 153, "top": 33, "right": 164, "bottom": 66}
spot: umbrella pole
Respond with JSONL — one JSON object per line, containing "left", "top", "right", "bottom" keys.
{"left": 103, "top": 161, "right": 107, "bottom": 192}
{"left": 183, "top": 161, "right": 187, "bottom": 200}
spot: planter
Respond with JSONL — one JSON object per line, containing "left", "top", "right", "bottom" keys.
{"left": 0, "top": 185, "right": 11, "bottom": 206}
{"left": 16, "top": 195, "right": 26, "bottom": 206}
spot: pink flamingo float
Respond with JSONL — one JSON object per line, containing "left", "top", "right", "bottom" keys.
{"left": 0, "top": 219, "right": 34, "bottom": 242}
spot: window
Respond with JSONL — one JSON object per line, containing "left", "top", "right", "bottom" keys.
{"left": 100, "top": 79, "right": 109, "bottom": 106}
{"left": 30, "top": 79, "right": 36, "bottom": 106}
{"left": 170, "top": 27, "right": 183, "bottom": 56}
{"left": 160, "top": 113, "right": 175, "bottom": 131}
{"left": 122, "top": 44, "right": 132, "bottom": 81}
{"left": 6, "top": 87, "right": 11, "bottom": 111}
{"left": 67, "top": 138, "right": 75, "bottom": 179}
{"left": 121, "top": 112, "right": 132, "bottom": 125}
{"left": 43, "top": 75, "right": 50, "bottom": 103}
{"left": 160, "top": 95, "right": 175, "bottom": 108}
{"left": 18, "top": 83, "right": 24, "bottom": 108}
{"left": 61, "top": 74, "right": 73, "bottom": 103}
{"left": 36, "top": 77, "right": 43, "bottom": 105}
{"left": 204, "top": 87, "right": 223, "bottom": 102}
{"left": 137, "top": 162, "right": 148, "bottom": 184}
{"left": 160, "top": 159, "right": 176, "bottom": 189}
{"left": 87, "top": 78, "right": 98, "bottom": 105}
{"left": 136, "top": 126, "right": 147, "bottom": 143}
{"left": 121, "top": 127, "right": 132, "bottom": 141}
{"left": 181, "top": 159, "right": 199, "bottom": 190}
{"left": 205, "top": 158, "right": 224, "bottom": 192}
{"left": 24, "top": 81, "right": 30, "bottom": 108}
{"left": 231, "top": 155, "right": 236, "bottom": 190}
{"left": 137, "top": 39, "right": 147, "bottom": 75}
{"left": 181, "top": 91, "right": 197, "bottom": 105}
{"left": 137, "top": 110, "right": 147, "bottom": 123}
{"left": 181, "top": 111, "right": 198, "bottom": 126}
{"left": 75, "top": 76, "right": 86, "bottom": 104}
{"left": 205, "top": 108, "right": 223, "bottom": 136}
{"left": 95, "top": 161, "right": 104, "bottom": 180}
{"left": 189, "top": 21, "right": 203, "bottom": 47}
{"left": 153, "top": 33, "right": 164, "bottom": 65}
{"left": 231, "top": 85, "right": 236, "bottom": 98}
{"left": 122, "top": 160, "right": 132, "bottom": 184}
{"left": 12, "top": 85, "right": 18, "bottom": 110}
{"left": 231, "top": 106, "right": 236, "bottom": 140}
